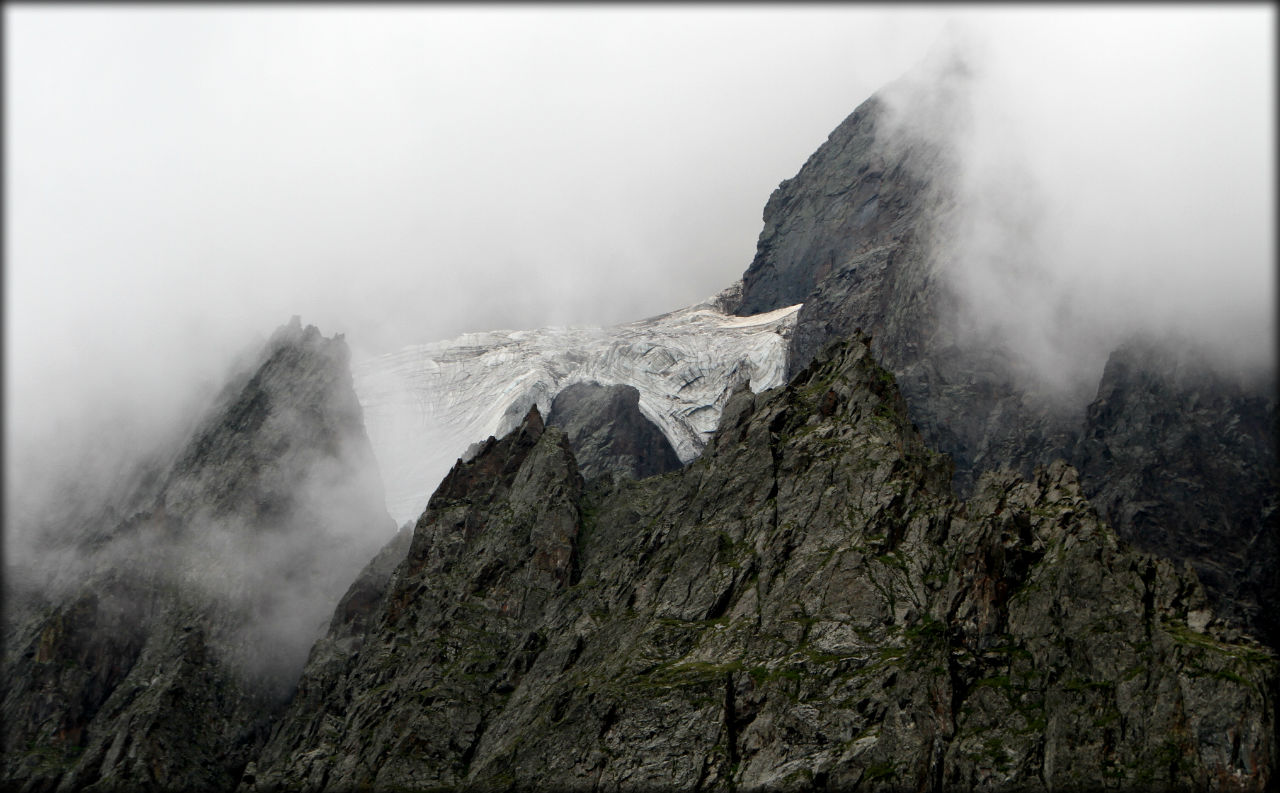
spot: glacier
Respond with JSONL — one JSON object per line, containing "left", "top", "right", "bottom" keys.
{"left": 352, "top": 287, "right": 801, "bottom": 525}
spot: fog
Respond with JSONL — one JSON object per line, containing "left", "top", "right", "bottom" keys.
{"left": 7, "top": 7, "right": 1274, "bottom": 547}
{"left": 6, "top": 7, "right": 953, "bottom": 524}
{"left": 885, "top": 10, "right": 1275, "bottom": 396}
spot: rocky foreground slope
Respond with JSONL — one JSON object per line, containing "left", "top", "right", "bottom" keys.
{"left": 248, "top": 335, "right": 1276, "bottom": 792}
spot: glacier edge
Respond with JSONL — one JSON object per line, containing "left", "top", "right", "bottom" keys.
{"left": 353, "top": 289, "right": 800, "bottom": 525}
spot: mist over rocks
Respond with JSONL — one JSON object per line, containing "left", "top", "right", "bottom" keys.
{"left": 735, "top": 42, "right": 1084, "bottom": 504}
{"left": 2, "top": 318, "right": 395, "bottom": 792}
{"left": 1073, "top": 335, "right": 1279, "bottom": 642}
{"left": 4, "top": 12, "right": 1275, "bottom": 791}
{"left": 730, "top": 34, "right": 1279, "bottom": 646}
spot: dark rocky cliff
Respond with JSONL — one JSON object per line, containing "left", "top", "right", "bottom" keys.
{"left": 547, "top": 381, "right": 683, "bottom": 483}
{"left": 1074, "top": 338, "right": 1279, "bottom": 643}
{"left": 730, "top": 53, "right": 1278, "bottom": 647}
{"left": 248, "top": 335, "right": 1276, "bottom": 791}
{"left": 2, "top": 319, "right": 396, "bottom": 792}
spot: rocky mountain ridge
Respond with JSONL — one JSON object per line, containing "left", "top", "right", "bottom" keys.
{"left": 5, "top": 45, "right": 1276, "bottom": 792}
{"left": 7, "top": 319, "right": 1274, "bottom": 791}
{"left": 729, "top": 52, "right": 1278, "bottom": 645}
{"left": 247, "top": 334, "right": 1276, "bottom": 791}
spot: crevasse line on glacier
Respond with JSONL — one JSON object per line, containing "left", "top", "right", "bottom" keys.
{"left": 353, "top": 285, "right": 801, "bottom": 525}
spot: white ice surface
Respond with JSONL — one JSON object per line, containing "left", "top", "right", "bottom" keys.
{"left": 353, "top": 291, "right": 800, "bottom": 526}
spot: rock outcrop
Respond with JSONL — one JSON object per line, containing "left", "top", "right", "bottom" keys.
{"left": 547, "top": 381, "right": 683, "bottom": 483}
{"left": 2, "top": 318, "right": 395, "bottom": 792}
{"left": 249, "top": 335, "right": 1276, "bottom": 791}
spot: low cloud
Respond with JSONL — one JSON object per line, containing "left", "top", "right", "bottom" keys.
{"left": 6, "top": 7, "right": 948, "bottom": 548}
{"left": 879, "top": 10, "right": 1274, "bottom": 396}
{"left": 6, "top": 329, "right": 394, "bottom": 693}
{"left": 6, "top": 8, "right": 1272, "bottom": 570}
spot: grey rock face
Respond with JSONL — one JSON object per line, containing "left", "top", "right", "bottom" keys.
{"left": 2, "top": 318, "right": 395, "bottom": 793}
{"left": 1075, "top": 337, "right": 1279, "bottom": 642}
{"left": 730, "top": 58, "right": 1278, "bottom": 645}
{"left": 250, "top": 335, "right": 1276, "bottom": 791}
{"left": 734, "top": 58, "right": 1078, "bottom": 497}
{"left": 547, "top": 381, "right": 683, "bottom": 483}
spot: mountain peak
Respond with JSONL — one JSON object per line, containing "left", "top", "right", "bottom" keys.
{"left": 1, "top": 321, "right": 394, "bottom": 792}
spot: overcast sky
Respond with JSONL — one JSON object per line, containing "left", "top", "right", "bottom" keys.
{"left": 5, "top": 6, "right": 1274, "bottom": 511}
